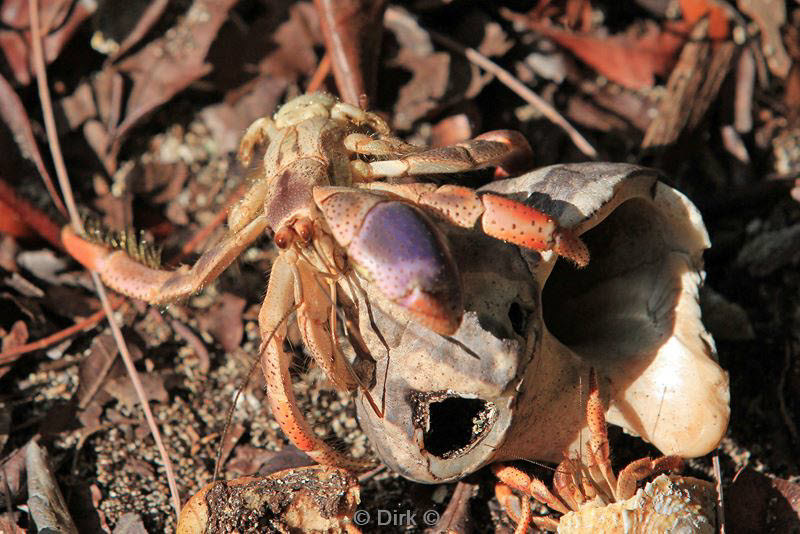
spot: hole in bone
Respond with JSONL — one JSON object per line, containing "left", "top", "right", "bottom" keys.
{"left": 542, "top": 197, "right": 679, "bottom": 362}
{"left": 507, "top": 301, "right": 528, "bottom": 336}
{"left": 409, "top": 391, "right": 497, "bottom": 459}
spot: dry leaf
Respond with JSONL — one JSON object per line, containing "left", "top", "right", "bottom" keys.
{"left": 200, "top": 75, "right": 287, "bottom": 154}
{"left": 642, "top": 19, "right": 736, "bottom": 148}
{"left": 735, "top": 223, "right": 800, "bottom": 277}
{"left": 529, "top": 20, "right": 687, "bottom": 89}
{"left": 227, "top": 444, "right": 314, "bottom": 477}
{"left": 426, "top": 480, "right": 478, "bottom": 534}
{"left": 0, "top": 445, "right": 27, "bottom": 501}
{"left": 199, "top": 292, "right": 246, "bottom": 352}
{"left": 112, "top": 513, "right": 147, "bottom": 534}
{"left": 0, "top": 0, "right": 94, "bottom": 85}
{"left": 431, "top": 114, "right": 473, "bottom": 147}
{"left": 26, "top": 441, "right": 79, "bottom": 534}
{"left": 726, "top": 468, "right": 800, "bottom": 533}
{"left": 113, "top": 0, "right": 238, "bottom": 145}
{"left": 0, "top": 73, "right": 61, "bottom": 209}
{"left": 1, "top": 320, "right": 28, "bottom": 353}
{"left": 77, "top": 334, "right": 119, "bottom": 409}
{"left": 104, "top": 373, "right": 168, "bottom": 412}
{"left": 680, "top": 0, "right": 730, "bottom": 41}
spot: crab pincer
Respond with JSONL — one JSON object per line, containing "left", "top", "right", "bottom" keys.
{"left": 314, "top": 188, "right": 463, "bottom": 335}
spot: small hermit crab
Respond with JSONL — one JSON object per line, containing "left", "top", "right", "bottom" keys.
{"left": 492, "top": 371, "right": 717, "bottom": 533}
{"left": 61, "top": 92, "right": 588, "bottom": 469}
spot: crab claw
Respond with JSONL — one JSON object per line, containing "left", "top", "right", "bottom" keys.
{"left": 474, "top": 129, "right": 534, "bottom": 178}
{"left": 315, "top": 188, "right": 463, "bottom": 335}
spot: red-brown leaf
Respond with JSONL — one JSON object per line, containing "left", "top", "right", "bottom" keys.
{"left": 530, "top": 20, "right": 687, "bottom": 89}
{"left": 113, "top": 0, "right": 238, "bottom": 144}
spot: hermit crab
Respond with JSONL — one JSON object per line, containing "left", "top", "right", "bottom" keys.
{"left": 493, "top": 370, "right": 717, "bottom": 533}
{"left": 351, "top": 162, "right": 730, "bottom": 482}
{"left": 61, "top": 92, "right": 589, "bottom": 470}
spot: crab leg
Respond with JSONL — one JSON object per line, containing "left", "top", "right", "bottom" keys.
{"left": 292, "top": 254, "right": 358, "bottom": 392}
{"left": 324, "top": 183, "right": 589, "bottom": 266}
{"left": 346, "top": 129, "right": 532, "bottom": 180}
{"left": 493, "top": 463, "right": 572, "bottom": 516}
{"left": 260, "top": 254, "right": 371, "bottom": 470}
{"left": 61, "top": 215, "right": 269, "bottom": 304}
{"left": 585, "top": 369, "right": 684, "bottom": 501}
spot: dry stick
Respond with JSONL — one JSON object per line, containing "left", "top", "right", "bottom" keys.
{"left": 307, "top": 52, "right": 332, "bottom": 93}
{"left": 422, "top": 27, "right": 598, "bottom": 159}
{"left": 28, "top": 0, "right": 182, "bottom": 518}
{"left": 712, "top": 453, "right": 725, "bottom": 534}
{"left": 0, "top": 306, "right": 117, "bottom": 366}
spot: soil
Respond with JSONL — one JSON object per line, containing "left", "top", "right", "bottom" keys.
{"left": 0, "top": 1, "right": 798, "bottom": 533}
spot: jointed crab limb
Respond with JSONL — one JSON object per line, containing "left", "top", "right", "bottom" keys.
{"left": 237, "top": 117, "right": 277, "bottom": 167}
{"left": 492, "top": 369, "right": 689, "bottom": 533}
{"left": 494, "top": 483, "right": 540, "bottom": 534}
{"left": 584, "top": 369, "right": 684, "bottom": 502}
{"left": 61, "top": 215, "right": 268, "bottom": 304}
{"left": 348, "top": 132, "right": 528, "bottom": 180}
{"left": 259, "top": 255, "right": 373, "bottom": 471}
{"left": 292, "top": 254, "right": 358, "bottom": 392}
{"left": 493, "top": 464, "right": 572, "bottom": 517}
{"left": 322, "top": 183, "right": 589, "bottom": 267}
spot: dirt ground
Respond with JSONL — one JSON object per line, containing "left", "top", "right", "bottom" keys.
{"left": 0, "top": 1, "right": 799, "bottom": 533}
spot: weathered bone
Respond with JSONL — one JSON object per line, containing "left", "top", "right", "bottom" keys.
{"left": 352, "top": 163, "right": 730, "bottom": 483}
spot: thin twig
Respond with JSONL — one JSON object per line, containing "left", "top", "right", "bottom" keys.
{"left": 778, "top": 340, "right": 799, "bottom": 443}
{"left": 712, "top": 453, "right": 725, "bottom": 534}
{"left": 306, "top": 52, "right": 332, "bottom": 93}
{"left": 0, "top": 305, "right": 118, "bottom": 366}
{"left": 398, "top": 13, "right": 597, "bottom": 159}
{"left": 28, "top": 0, "right": 182, "bottom": 518}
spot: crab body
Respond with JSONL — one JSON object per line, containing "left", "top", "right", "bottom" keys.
{"left": 493, "top": 371, "right": 717, "bottom": 533}
{"left": 61, "top": 92, "right": 587, "bottom": 469}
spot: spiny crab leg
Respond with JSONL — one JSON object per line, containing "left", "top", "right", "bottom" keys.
{"left": 493, "top": 464, "right": 572, "bottom": 517}
{"left": 260, "top": 254, "right": 373, "bottom": 471}
{"left": 60, "top": 215, "right": 268, "bottom": 303}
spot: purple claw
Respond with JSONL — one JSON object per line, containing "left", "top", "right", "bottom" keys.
{"left": 346, "top": 201, "right": 462, "bottom": 335}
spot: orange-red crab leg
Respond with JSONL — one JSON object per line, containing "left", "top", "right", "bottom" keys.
{"left": 356, "top": 183, "right": 589, "bottom": 266}
{"left": 60, "top": 215, "right": 269, "bottom": 303}
{"left": 493, "top": 464, "right": 572, "bottom": 516}
{"left": 493, "top": 463, "right": 572, "bottom": 532}
{"left": 494, "top": 483, "right": 539, "bottom": 534}
{"left": 260, "top": 253, "right": 372, "bottom": 471}
{"left": 585, "top": 369, "right": 683, "bottom": 501}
